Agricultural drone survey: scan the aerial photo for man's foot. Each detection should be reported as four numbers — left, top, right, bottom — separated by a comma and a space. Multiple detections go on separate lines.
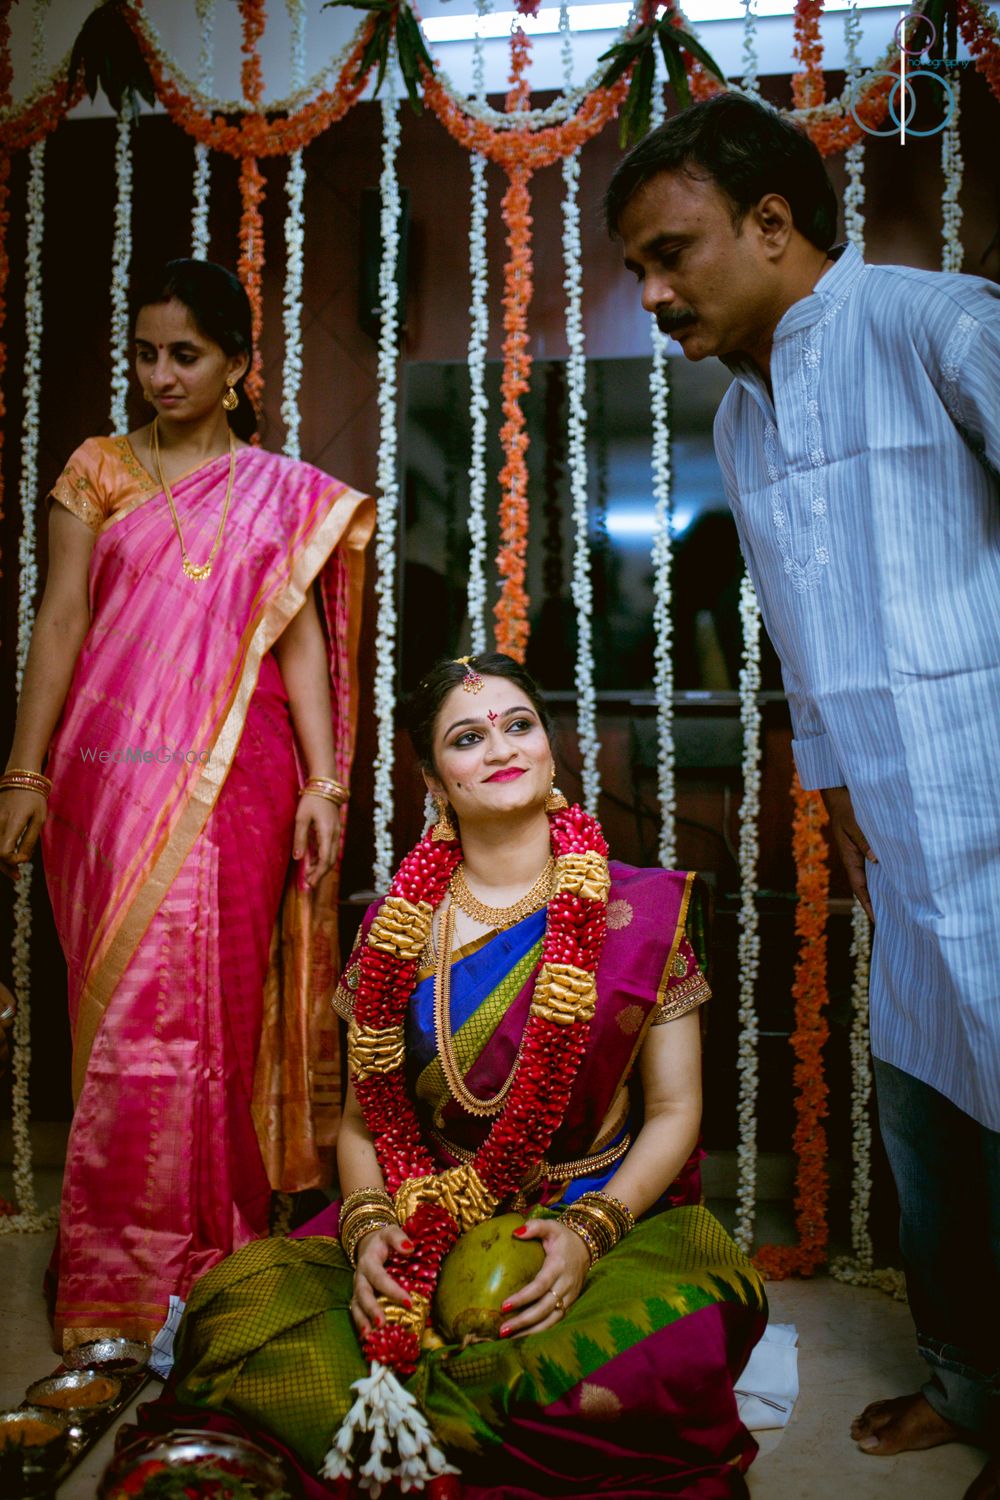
850, 1392, 963, 1455
964, 1456, 1000, 1500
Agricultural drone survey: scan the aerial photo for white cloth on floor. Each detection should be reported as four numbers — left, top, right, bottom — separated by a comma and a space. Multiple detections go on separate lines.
736, 1321, 799, 1430
149, 1295, 186, 1378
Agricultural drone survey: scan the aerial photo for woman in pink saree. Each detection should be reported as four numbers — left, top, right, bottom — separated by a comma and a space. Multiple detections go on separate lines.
0, 260, 373, 1350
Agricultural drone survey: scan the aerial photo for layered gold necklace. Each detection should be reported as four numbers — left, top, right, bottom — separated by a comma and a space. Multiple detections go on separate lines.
434, 858, 555, 1117
151, 417, 236, 582
449, 857, 555, 929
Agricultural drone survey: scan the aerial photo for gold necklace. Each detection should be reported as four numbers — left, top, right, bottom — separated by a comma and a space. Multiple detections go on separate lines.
433, 902, 533, 1118
152, 417, 236, 582
449, 857, 555, 930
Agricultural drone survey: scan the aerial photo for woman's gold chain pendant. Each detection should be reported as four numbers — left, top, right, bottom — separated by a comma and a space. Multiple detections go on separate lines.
152, 417, 236, 582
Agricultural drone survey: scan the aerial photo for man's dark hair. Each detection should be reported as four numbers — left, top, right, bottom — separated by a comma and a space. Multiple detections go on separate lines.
604, 94, 838, 253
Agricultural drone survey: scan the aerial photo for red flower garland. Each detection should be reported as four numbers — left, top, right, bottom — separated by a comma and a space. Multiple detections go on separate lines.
756, 775, 830, 1278
350, 804, 609, 1377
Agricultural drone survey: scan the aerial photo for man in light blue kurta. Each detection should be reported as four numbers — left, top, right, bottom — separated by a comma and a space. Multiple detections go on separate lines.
713, 243, 1000, 1132
606, 94, 999, 1494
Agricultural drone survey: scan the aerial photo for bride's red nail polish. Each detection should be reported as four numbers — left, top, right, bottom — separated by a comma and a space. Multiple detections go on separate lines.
499, 1325, 511, 1338
401, 1240, 414, 1252
512, 1226, 527, 1237
501, 1300, 513, 1313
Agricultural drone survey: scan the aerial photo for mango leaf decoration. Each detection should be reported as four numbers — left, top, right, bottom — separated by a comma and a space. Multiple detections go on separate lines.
599, 6, 726, 146
68, 0, 157, 121
323, 0, 435, 110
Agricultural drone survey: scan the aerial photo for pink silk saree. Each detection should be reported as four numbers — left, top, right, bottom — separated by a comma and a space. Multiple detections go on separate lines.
42, 441, 373, 1349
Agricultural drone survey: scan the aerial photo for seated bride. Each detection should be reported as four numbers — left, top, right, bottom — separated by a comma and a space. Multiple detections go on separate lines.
171, 652, 768, 1498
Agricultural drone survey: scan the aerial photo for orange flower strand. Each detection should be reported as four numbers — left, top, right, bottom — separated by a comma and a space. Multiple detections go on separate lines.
756, 776, 831, 1279
792, 0, 826, 112
123, 4, 375, 158
506, 26, 533, 113
495, 164, 533, 662
799, 66, 895, 155
0, 71, 85, 155
493, 32, 533, 661
687, 58, 727, 101
238, 154, 266, 423
240, 0, 267, 108
493, 20, 536, 663
421, 65, 629, 172
958, 0, 1000, 103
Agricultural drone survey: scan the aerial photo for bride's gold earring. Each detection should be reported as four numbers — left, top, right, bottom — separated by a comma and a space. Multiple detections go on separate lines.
545, 775, 568, 814
222, 384, 239, 412
431, 798, 456, 842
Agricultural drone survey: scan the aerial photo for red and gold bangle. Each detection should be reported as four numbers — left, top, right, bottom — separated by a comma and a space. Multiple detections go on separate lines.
0, 769, 52, 797
301, 775, 349, 806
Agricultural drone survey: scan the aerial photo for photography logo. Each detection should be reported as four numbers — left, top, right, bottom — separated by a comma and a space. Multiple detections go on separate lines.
849, 12, 961, 142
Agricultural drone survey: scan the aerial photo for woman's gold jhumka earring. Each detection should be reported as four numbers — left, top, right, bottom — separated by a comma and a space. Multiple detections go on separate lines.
545, 776, 568, 814
431, 799, 456, 842
222, 384, 239, 412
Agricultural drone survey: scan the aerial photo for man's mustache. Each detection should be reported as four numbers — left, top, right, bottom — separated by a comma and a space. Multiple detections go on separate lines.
656, 310, 697, 335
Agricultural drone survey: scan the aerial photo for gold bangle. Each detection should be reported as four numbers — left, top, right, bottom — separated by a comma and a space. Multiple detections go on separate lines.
302, 776, 349, 806
341, 1186, 394, 1217
2, 768, 51, 785
561, 1204, 613, 1245
0, 769, 52, 797
342, 1210, 395, 1266
559, 1190, 635, 1271
301, 786, 343, 806
561, 1216, 601, 1266
577, 1191, 635, 1237
341, 1202, 396, 1236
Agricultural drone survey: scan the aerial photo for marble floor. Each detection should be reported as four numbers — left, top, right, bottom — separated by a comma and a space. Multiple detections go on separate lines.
0, 1157, 988, 1499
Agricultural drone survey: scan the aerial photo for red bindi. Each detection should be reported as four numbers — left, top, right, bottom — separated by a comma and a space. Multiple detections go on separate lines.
487, 710, 498, 723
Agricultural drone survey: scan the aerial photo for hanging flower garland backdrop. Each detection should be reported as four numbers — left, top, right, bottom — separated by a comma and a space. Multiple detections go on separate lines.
0, 0, 996, 1282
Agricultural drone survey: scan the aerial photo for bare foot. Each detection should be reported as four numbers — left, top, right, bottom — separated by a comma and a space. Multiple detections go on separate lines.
850, 1392, 963, 1455
964, 1456, 1000, 1500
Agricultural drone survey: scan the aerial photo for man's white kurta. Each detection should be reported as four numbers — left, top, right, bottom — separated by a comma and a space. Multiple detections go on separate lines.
713, 243, 1000, 1130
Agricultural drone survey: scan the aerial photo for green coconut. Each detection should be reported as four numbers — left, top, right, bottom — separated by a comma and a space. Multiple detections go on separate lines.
433, 1214, 545, 1344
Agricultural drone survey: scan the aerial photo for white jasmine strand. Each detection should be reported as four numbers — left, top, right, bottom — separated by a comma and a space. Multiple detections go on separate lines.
372, 63, 403, 892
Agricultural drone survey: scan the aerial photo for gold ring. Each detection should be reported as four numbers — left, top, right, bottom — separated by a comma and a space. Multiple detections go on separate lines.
552, 1290, 564, 1312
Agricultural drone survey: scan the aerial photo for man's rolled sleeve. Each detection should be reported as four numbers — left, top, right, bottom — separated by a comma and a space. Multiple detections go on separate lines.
792, 732, 845, 791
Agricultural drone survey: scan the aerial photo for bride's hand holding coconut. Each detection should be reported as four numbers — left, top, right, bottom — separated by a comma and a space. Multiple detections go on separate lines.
495, 1218, 591, 1338
432, 1212, 586, 1346
350, 1223, 416, 1336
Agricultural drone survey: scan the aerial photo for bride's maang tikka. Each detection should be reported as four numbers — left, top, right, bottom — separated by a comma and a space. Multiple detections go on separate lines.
454, 655, 484, 694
